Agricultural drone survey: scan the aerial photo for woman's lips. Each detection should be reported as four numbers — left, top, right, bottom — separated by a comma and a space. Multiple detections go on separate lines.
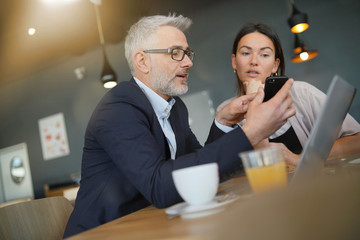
246, 71, 259, 78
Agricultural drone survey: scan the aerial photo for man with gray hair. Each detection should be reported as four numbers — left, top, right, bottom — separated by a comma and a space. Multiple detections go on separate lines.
64, 14, 295, 237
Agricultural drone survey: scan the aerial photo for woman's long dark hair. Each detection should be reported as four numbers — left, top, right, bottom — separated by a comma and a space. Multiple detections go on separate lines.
232, 22, 285, 96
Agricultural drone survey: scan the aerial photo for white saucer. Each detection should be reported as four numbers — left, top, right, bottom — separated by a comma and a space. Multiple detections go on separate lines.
165, 195, 237, 219
348, 158, 360, 164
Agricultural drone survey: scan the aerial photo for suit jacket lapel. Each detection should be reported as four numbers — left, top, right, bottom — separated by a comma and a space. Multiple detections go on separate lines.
129, 78, 171, 159
169, 101, 185, 158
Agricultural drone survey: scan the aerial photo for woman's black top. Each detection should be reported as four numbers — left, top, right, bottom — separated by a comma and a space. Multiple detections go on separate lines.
269, 126, 303, 154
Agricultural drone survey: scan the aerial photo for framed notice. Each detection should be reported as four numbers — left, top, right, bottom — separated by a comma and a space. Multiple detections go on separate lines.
38, 112, 70, 161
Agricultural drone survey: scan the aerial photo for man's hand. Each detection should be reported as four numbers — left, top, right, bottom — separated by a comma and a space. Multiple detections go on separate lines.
215, 93, 256, 127
253, 138, 270, 150
242, 79, 296, 146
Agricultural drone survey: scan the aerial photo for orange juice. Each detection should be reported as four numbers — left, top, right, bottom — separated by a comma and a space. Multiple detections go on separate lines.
245, 161, 287, 194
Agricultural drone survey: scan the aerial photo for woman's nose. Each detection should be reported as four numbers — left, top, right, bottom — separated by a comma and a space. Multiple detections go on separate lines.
250, 54, 258, 66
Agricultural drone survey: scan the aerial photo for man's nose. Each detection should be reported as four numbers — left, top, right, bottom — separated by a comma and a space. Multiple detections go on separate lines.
181, 54, 193, 68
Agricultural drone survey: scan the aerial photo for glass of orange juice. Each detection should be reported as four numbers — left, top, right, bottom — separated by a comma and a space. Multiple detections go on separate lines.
239, 146, 287, 194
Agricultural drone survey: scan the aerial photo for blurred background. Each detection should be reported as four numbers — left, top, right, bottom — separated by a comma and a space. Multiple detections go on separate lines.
0, 0, 359, 199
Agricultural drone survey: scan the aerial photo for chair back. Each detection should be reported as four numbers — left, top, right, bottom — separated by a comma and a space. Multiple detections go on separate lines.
0, 196, 73, 240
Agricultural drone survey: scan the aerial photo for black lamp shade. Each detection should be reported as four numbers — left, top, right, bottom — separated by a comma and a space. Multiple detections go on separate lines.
92, 2, 117, 89
101, 52, 117, 88
291, 34, 318, 63
292, 50, 318, 63
287, 4, 309, 33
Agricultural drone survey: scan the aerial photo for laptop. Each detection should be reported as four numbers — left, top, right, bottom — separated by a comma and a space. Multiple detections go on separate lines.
291, 75, 356, 182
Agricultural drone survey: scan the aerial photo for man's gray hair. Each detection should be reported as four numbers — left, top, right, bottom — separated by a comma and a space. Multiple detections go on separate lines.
124, 13, 192, 74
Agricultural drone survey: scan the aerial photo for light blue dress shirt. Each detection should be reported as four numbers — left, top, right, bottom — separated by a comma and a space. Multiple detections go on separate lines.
134, 78, 177, 159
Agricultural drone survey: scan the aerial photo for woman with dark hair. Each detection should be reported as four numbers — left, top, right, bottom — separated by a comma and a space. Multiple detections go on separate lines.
218, 22, 360, 166
231, 22, 285, 96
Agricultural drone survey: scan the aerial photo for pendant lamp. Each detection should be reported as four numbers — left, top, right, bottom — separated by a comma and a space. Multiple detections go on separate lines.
291, 34, 318, 63
91, 0, 117, 88
287, 3, 309, 33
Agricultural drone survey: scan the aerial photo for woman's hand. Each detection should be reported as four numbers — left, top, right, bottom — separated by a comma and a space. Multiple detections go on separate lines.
269, 142, 300, 166
244, 79, 264, 95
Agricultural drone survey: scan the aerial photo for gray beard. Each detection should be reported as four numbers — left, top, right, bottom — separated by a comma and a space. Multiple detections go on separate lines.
150, 66, 188, 97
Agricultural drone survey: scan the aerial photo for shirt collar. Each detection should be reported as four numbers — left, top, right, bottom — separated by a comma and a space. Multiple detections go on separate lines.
134, 77, 176, 120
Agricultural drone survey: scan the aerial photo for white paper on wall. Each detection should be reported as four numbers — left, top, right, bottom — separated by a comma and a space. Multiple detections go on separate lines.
38, 112, 70, 161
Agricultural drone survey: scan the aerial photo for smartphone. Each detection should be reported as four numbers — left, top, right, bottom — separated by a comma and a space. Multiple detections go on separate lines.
263, 75, 289, 102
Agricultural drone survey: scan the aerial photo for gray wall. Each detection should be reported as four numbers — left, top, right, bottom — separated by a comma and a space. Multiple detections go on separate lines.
0, 0, 359, 198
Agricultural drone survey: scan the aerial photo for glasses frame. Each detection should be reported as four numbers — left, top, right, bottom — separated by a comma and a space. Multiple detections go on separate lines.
143, 47, 194, 61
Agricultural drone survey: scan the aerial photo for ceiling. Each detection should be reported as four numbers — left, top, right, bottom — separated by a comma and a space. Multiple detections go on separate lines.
0, 0, 216, 85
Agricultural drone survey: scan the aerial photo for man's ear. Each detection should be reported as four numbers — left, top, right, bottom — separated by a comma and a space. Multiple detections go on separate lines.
134, 51, 150, 74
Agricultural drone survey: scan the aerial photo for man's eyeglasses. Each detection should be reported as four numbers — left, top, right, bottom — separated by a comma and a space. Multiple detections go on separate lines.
143, 47, 195, 61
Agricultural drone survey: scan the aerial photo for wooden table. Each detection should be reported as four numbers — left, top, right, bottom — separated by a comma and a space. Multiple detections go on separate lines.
67, 157, 360, 240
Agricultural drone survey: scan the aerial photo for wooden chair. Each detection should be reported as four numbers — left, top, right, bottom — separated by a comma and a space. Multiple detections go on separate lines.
0, 198, 32, 208
0, 196, 73, 240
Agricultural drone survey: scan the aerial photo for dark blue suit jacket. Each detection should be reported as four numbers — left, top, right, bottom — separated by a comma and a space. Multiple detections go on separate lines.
64, 78, 253, 237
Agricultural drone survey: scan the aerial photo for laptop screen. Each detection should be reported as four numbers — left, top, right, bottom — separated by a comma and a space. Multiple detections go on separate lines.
292, 75, 356, 182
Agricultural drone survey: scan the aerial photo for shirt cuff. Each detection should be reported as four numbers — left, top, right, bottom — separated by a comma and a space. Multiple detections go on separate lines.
214, 119, 236, 133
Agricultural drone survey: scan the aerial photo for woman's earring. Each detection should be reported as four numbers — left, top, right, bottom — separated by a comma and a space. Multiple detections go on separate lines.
233, 69, 237, 74
271, 72, 278, 77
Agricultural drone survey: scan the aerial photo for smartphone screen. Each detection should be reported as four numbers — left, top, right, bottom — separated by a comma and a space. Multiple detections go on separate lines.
263, 76, 289, 102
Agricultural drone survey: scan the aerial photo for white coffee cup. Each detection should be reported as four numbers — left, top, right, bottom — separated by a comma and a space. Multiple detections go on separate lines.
172, 162, 219, 205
